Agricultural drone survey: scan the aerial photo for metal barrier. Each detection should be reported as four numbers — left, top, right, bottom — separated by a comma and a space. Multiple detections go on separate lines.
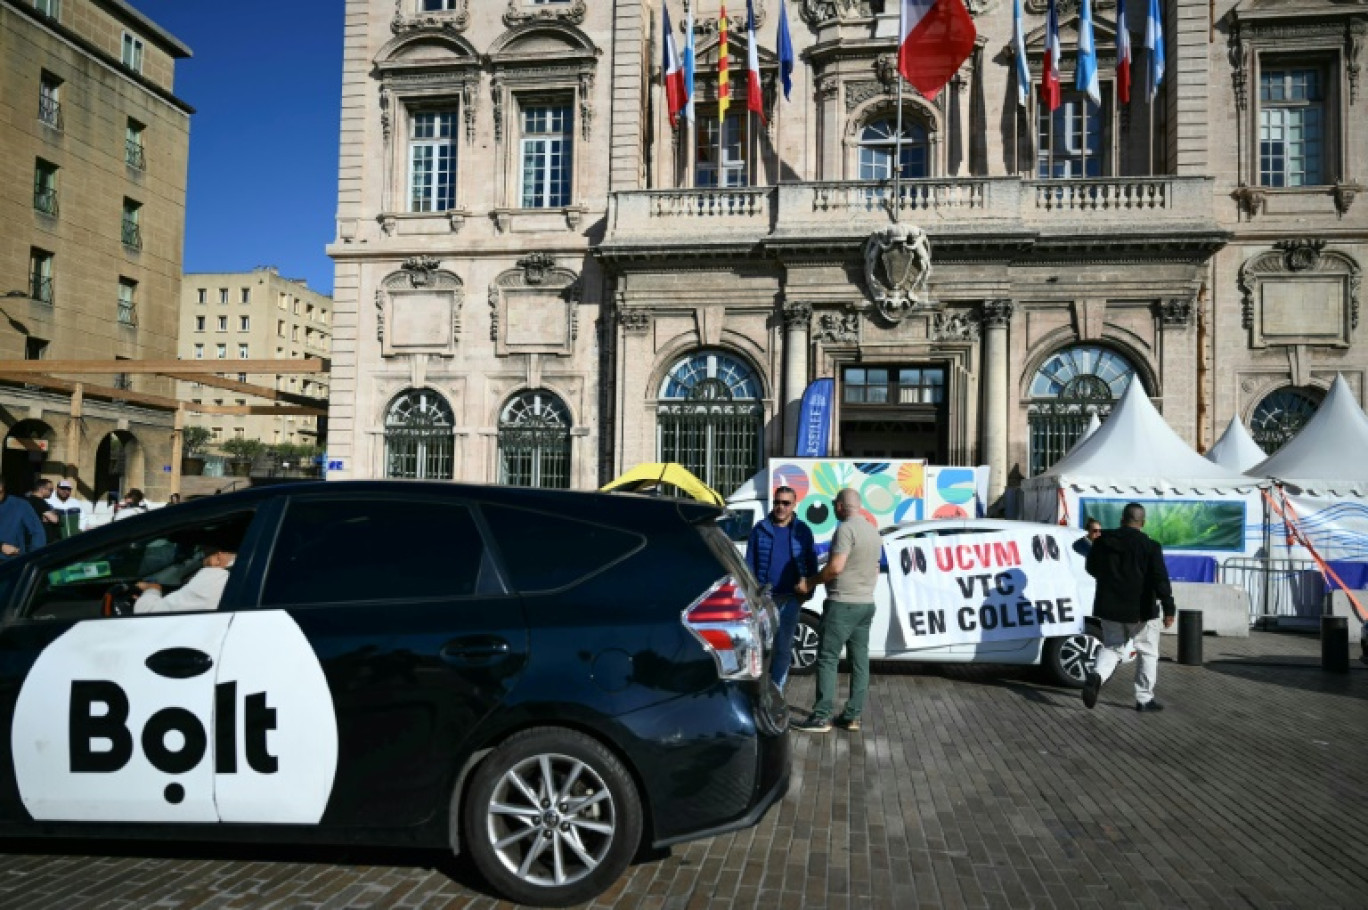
1219, 557, 1328, 622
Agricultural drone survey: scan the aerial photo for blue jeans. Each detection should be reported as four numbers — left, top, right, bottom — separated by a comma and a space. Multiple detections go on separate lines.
770, 594, 800, 691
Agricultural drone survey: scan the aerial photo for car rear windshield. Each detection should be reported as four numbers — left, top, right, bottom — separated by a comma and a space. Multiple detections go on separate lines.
481, 505, 644, 593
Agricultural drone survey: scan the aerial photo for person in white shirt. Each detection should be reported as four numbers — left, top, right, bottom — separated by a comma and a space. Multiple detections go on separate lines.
133, 545, 236, 613
46, 480, 92, 536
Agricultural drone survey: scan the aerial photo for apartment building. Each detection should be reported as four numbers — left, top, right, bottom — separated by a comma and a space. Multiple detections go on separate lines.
0, 0, 191, 500
178, 267, 332, 448
326, 0, 1367, 506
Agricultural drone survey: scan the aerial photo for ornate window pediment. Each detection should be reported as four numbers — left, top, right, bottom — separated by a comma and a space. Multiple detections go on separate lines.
488, 23, 601, 146
503, 0, 586, 28
390, 0, 469, 36
1020, 13, 1119, 75
376, 258, 464, 358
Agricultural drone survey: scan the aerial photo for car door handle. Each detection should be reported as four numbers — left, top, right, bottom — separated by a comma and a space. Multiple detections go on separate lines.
440, 637, 511, 663
145, 647, 214, 680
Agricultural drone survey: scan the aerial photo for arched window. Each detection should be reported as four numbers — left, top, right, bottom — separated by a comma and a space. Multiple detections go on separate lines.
1027, 345, 1139, 475
384, 388, 453, 480
1250, 386, 1321, 454
498, 389, 571, 489
858, 117, 929, 180
657, 350, 763, 495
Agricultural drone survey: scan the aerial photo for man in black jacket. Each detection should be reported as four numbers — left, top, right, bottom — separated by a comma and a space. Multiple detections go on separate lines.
1082, 503, 1176, 712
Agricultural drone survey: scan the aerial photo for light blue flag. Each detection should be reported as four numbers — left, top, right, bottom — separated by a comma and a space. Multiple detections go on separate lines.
1145, 0, 1165, 102
1076, 0, 1100, 105
683, 1, 696, 122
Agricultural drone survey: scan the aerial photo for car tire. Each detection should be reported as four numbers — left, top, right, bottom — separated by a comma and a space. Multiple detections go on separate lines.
462, 727, 643, 908
790, 611, 823, 676
1042, 634, 1099, 688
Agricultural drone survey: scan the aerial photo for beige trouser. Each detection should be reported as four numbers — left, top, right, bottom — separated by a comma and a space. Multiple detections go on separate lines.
1093, 618, 1162, 705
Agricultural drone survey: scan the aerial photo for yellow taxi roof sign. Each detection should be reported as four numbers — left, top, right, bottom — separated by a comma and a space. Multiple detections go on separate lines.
600, 463, 726, 508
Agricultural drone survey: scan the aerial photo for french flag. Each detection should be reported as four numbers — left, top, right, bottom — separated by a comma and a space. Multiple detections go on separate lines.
662, 3, 687, 128
746, 0, 764, 122
1116, 0, 1132, 104
1040, 0, 1061, 112
897, 0, 977, 102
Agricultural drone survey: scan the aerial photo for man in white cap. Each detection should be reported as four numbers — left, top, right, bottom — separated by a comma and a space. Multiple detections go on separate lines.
47, 479, 90, 538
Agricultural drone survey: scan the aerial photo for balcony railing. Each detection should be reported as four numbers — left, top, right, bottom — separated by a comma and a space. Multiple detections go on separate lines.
30, 276, 53, 305
38, 96, 62, 129
33, 188, 58, 216
125, 140, 145, 170
1028, 177, 1179, 213
603, 176, 1218, 246
117, 301, 137, 326
121, 220, 142, 249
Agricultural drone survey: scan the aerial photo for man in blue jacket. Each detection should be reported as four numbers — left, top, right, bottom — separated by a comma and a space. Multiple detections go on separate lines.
746, 485, 818, 691
0, 478, 45, 561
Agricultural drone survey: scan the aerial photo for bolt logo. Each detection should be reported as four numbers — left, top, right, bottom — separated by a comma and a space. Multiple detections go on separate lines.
13, 612, 337, 825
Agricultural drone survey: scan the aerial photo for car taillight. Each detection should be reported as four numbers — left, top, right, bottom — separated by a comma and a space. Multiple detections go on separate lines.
684, 575, 764, 680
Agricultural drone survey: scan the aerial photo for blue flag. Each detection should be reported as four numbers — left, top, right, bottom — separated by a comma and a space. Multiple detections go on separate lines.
1145, 0, 1165, 102
777, 0, 794, 101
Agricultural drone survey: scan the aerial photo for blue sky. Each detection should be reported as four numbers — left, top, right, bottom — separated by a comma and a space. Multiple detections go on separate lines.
135, 1, 343, 295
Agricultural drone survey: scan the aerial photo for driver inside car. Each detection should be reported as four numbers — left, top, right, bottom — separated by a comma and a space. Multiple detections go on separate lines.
133, 543, 237, 614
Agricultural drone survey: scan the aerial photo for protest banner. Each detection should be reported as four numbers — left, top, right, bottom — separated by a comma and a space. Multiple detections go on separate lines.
885, 530, 1087, 649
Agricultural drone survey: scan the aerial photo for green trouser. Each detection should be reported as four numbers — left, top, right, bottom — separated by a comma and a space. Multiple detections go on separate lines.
812, 599, 876, 721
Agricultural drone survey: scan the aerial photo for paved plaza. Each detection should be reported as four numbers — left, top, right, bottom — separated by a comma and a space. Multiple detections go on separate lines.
1, 630, 1365, 909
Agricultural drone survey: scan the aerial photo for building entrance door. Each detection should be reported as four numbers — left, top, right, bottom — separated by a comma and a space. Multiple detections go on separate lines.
838, 365, 947, 461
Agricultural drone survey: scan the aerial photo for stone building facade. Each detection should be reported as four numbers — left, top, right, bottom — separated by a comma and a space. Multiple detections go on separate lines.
178, 267, 333, 448
0, 0, 191, 500
328, 0, 1367, 506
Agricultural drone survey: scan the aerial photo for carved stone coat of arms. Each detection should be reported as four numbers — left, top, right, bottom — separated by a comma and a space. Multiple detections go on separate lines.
863, 223, 934, 322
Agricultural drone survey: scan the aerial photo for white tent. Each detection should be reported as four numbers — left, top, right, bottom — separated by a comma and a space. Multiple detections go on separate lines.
1206, 416, 1266, 474
1022, 380, 1261, 555
1247, 374, 1368, 562
1248, 374, 1368, 491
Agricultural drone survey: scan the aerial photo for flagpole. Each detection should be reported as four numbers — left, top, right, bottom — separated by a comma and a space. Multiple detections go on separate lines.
892, 2, 904, 224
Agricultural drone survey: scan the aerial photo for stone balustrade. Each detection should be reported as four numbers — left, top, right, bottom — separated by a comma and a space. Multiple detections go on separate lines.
603, 176, 1217, 246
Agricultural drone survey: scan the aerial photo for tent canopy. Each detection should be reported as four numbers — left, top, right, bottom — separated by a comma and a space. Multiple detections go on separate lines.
1248, 374, 1368, 488
1023, 379, 1250, 490
1206, 416, 1266, 473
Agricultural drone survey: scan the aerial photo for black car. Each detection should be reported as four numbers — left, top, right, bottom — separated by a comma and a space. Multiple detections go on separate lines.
0, 482, 789, 907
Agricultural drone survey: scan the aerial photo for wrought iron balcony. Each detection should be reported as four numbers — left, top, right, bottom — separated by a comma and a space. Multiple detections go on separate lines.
121, 219, 142, 249
30, 276, 53, 305
125, 140, 145, 170
33, 188, 58, 216
38, 96, 62, 130
117, 301, 137, 326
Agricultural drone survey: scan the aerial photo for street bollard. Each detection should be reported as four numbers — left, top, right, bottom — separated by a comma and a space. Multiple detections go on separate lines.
1321, 616, 1350, 674
1177, 609, 1203, 666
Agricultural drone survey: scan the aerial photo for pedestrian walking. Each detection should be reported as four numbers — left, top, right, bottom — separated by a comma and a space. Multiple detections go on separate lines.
1082, 502, 1176, 712
745, 485, 818, 692
0, 479, 45, 560
793, 487, 881, 733
114, 488, 148, 521
25, 478, 60, 545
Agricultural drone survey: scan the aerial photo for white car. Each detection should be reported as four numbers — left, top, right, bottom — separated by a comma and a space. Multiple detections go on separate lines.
790, 518, 1102, 687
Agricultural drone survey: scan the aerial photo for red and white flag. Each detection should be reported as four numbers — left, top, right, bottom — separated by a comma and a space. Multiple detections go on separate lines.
1040, 0, 1062, 112
745, 0, 764, 122
1116, 0, 1133, 104
897, 0, 977, 101
662, 3, 687, 128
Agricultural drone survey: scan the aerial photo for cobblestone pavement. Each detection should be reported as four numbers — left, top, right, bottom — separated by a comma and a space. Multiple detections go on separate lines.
2, 631, 1365, 909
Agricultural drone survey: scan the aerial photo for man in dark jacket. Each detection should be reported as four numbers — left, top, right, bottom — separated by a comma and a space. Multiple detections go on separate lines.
1082, 503, 1176, 712
745, 485, 818, 691
0, 479, 45, 561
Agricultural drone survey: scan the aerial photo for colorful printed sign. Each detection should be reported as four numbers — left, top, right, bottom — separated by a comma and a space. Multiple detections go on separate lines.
769, 459, 928, 544
885, 530, 1086, 648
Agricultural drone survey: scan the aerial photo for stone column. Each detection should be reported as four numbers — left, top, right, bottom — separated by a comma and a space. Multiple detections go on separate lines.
782, 302, 811, 455
981, 299, 1015, 504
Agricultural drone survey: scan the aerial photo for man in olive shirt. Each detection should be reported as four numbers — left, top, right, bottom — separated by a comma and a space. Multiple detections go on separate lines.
793, 487, 882, 733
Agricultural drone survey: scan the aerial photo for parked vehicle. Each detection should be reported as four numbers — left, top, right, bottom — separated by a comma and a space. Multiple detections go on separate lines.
0, 482, 788, 908
789, 518, 1103, 687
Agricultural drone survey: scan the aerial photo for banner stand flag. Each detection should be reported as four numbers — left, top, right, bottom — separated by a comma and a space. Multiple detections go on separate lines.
795, 379, 834, 458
